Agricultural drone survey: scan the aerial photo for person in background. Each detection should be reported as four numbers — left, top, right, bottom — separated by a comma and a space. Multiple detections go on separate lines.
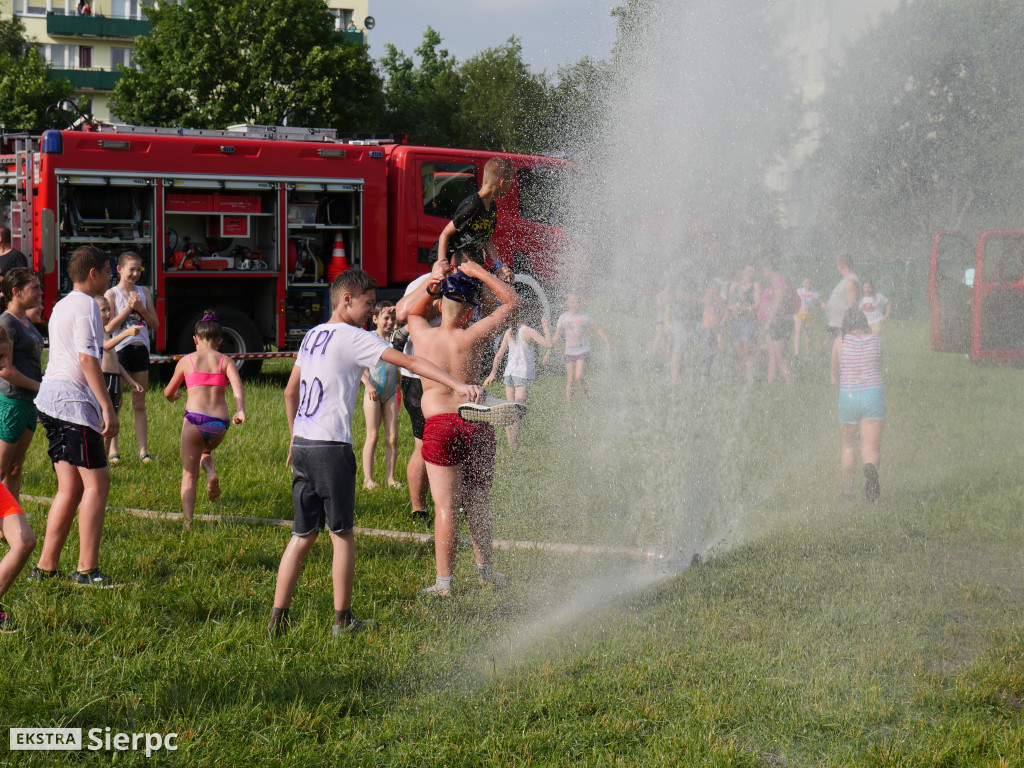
360, 301, 403, 490
831, 308, 885, 502
0, 227, 28, 276
758, 262, 796, 387
859, 280, 891, 335
0, 269, 45, 500
824, 253, 861, 348
793, 277, 820, 358
728, 264, 760, 384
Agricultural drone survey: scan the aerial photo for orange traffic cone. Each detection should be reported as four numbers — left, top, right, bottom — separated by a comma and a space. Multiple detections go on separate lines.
326, 230, 349, 283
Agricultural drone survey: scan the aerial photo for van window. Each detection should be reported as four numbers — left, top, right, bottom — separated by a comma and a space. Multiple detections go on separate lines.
517, 166, 564, 226
422, 163, 477, 220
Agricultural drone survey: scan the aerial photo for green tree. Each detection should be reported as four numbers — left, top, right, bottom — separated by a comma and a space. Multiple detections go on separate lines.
457, 37, 550, 153
545, 55, 611, 152
379, 27, 464, 146
111, 0, 383, 130
0, 17, 73, 131
809, 0, 1024, 248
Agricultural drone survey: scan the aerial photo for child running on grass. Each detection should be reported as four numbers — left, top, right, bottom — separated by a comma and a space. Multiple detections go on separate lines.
163, 311, 245, 531
484, 295, 550, 446
359, 301, 403, 490
267, 269, 483, 636
0, 326, 37, 631
542, 292, 610, 404
95, 295, 145, 464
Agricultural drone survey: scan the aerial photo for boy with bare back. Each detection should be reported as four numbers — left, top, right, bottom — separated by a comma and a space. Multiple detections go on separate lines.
405, 261, 519, 596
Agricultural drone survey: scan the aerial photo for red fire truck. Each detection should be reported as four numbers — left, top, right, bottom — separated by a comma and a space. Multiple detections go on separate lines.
928, 230, 1024, 363
1, 116, 564, 374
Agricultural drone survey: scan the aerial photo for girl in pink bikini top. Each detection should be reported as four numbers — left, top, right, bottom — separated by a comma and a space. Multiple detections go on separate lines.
163, 311, 246, 530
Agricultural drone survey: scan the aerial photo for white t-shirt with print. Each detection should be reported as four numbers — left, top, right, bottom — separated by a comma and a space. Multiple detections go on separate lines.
36, 290, 105, 431
292, 321, 388, 443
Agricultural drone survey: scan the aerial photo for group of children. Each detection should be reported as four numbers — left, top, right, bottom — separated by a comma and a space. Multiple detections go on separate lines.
655, 262, 892, 386
0, 247, 246, 631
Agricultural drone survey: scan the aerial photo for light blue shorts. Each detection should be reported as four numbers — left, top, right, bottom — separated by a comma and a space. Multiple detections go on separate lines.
838, 388, 886, 424
504, 375, 531, 387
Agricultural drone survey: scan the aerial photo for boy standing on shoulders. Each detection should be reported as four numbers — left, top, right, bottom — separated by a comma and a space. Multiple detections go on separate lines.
29, 246, 120, 587
268, 270, 483, 637
405, 261, 519, 597
396, 157, 515, 525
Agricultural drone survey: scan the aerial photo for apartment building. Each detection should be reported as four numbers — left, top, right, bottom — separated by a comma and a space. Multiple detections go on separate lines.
2, 0, 370, 121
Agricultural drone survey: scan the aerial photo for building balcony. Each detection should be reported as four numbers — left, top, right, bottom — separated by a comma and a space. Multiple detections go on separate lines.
52, 68, 122, 92
46, 12, 152, 40
339, 30, 366, 45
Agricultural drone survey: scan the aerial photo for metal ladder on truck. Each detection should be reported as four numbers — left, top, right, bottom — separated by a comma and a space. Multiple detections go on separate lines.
0, 135, 37, 259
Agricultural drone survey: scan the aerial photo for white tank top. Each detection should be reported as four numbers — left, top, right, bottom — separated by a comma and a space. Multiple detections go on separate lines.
504, 326, 534, 381
111, 285, 152, 352
826, 272, 859, 329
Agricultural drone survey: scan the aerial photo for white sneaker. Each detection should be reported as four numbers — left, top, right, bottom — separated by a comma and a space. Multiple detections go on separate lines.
458, 394, 526, 427
421, 579, 452, 597
478, 566, 508, 586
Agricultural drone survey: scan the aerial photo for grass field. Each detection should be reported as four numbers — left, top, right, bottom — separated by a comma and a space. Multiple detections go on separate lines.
1, 318, 1021, 766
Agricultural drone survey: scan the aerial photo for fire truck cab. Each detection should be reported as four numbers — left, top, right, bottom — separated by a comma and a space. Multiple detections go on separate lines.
1, 119, 563, 374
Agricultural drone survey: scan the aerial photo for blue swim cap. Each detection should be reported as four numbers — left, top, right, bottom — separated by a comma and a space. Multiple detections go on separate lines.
442, 272, 482, 306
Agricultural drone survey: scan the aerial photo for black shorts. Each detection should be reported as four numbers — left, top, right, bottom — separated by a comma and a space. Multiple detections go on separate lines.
400, 376, 426, 440
290, 437, 356, 535
104, 372, 122, 410
117, 343, 149, 374
38, 412, 107, 469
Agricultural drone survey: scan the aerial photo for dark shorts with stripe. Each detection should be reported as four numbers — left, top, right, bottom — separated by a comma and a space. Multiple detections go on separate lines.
38, 412, 107, 469
400, 376, 426, 440
290, 437, 356, 535
104, 372, 122, 410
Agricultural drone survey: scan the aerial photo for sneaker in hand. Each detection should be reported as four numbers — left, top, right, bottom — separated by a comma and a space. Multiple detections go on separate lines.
458, 394, 526, 427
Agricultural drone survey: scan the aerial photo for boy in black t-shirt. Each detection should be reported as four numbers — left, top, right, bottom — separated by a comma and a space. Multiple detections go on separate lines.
433, 157, 514, 273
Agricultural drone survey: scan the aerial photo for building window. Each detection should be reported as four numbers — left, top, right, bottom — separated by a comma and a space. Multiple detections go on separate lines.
79, 46, 92, 69
111, 47, 135, 70
41, 43, 77, 69
26, 1, 48, 15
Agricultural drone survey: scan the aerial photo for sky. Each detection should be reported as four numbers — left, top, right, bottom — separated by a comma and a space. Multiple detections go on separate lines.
364, 0, 619, 76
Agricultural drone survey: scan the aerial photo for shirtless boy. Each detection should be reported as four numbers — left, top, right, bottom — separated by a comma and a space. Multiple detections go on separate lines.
405, 260, 519, 596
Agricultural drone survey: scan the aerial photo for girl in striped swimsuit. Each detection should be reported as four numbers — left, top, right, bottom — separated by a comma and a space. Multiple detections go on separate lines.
830, 308, 884, 502
164, 311, 246, 529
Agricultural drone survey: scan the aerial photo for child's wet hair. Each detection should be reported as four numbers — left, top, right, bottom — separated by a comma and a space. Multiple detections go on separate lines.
373, 300, 395, 315
194, 309, 222, 341
0, 268, 38, 313
118, 250, 142, 267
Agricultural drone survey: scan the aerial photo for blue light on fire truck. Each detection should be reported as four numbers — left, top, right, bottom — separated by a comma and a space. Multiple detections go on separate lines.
220, 146, 235, 153
369, 150, 384, 158
41, 130, 62, 154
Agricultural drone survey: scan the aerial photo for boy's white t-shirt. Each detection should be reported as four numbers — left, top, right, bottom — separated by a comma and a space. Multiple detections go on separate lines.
35, 289, 105, 431
292, 321, 388, 443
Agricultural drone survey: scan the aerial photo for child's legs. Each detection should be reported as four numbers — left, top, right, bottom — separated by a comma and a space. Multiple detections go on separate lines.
36, 461, 84, 571
563, 362, 574, 402
463, 480, 493, 569
328, 530, 355, 612
361, 393, 383, 486
179, 420, 205, 519
839, 422, 860, 494
408, 439, 428, 509
272, 532, 318, 609
860, 419, 884, 467
424, 461, 463, 578
0, 428, 35, 501
573, 358, 590, 397
793, 316, 803, 355
381, 397, 400, 484
766, 338, 779, 384
75, 466, 110, 572
0, 512, 36, 599
129, 369, 149, 454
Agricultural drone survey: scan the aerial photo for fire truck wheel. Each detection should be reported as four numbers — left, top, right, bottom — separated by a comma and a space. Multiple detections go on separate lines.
177, 307, 263, 378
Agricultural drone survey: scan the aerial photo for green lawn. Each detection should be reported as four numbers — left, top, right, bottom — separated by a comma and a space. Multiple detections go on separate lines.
1, 319, 1021, 766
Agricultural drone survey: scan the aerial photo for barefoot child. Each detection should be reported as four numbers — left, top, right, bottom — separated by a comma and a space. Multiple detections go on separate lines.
542, 292, 610, 404
267, 270, 483, 636
0, 327, 37, 630
163, 312, 245, 531
104, 251, 159, 464
95, 295, 144, 463
484, 302, 550, 446
360, 301, 402, 490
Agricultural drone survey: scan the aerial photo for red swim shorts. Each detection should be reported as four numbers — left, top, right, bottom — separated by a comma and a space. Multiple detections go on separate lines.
0, 482, 22, 519
421, 413, 496, 488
